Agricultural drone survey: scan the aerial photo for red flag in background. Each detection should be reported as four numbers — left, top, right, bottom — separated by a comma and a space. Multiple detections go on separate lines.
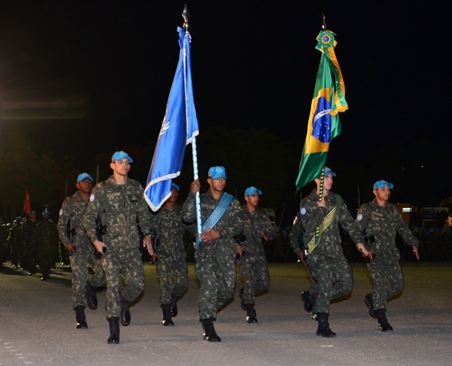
23, 191, 31, 216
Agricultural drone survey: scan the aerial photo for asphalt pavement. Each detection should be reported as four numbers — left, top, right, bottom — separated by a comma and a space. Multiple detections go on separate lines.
1, 261, 451, 366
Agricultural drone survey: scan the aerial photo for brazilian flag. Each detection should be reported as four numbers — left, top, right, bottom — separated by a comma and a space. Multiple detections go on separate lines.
295, 29, 348, 190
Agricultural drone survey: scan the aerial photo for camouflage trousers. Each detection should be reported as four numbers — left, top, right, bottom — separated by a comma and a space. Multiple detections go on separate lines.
156, 255, 189, 305
367, 254, 403, 310
195, 242, 236, 319
69, 249, 105, 309
102, 246, 144, 318
305, 254, 352, 314
238, 255, 269, 305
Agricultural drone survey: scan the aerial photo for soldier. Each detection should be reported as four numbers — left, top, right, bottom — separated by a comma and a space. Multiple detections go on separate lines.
290, 167, 371, 337
149, 183, 189, 326
0, 221, 8, 268
182, 166, 243, 342
236, 186, 275, 323
57, 173, 106, 329
8, 217, 23, 269
35, 209, 59, 280
356, 180, 420, 331
83, 151, 153, 344
21, 211, 38, 275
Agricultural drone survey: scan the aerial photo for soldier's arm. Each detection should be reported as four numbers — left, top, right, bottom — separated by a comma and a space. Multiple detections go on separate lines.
82, 187, 103, 244
393, 206, 419, 246
136, 184, 152, 236
181, 191, 197, 224
355, 204, 370, 233
219, 199, 243, 239
57, 198, 71, 246
258, 211, 276, 241
338, 196, 365, 244
289, 213, 303, 255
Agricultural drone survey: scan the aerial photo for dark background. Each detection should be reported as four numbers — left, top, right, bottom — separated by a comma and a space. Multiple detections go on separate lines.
0, 1, 450, 228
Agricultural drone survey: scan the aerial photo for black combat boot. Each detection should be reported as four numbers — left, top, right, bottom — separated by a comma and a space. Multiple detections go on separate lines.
300, 290, 314, 312
161, 304, 174, 326
120, 299, 131, 326
375, 309, 393, 332
364, 293, 376, 319
86, 282, 98, 310
243, 304, 258, 323
315, 313, 336, 337
201, 317, 221, 342
107, 317, 120, 344
170, 299, 178, 317
74, 305, 88, 329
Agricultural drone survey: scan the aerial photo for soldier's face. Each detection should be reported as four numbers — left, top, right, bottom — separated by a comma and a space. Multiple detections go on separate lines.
110, 158, 131, 176
208, 177, 226, 192
77, 179, 93, 194
168, 187, 179, 203
374, 187, 391, 202
245, 194, 260, 208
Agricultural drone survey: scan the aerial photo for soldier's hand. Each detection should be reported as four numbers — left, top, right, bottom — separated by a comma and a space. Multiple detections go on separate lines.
93, 240, 106, 254
65, 243, 76, 254
143, 235, 157, 261
296, 251, 305, 263
261, 232, 270, 242
356, 242, 373, 260
412, 245, 420, 260
201, 229, 221, 242
190, 179, 201, 194
236, 244, 244, 257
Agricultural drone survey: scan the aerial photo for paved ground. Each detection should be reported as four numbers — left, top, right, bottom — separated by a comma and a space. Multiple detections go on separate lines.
0, 261, 451, 366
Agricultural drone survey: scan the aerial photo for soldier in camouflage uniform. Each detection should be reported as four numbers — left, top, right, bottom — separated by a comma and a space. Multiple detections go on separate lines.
58, 173, 106, 329
83, 151, 153, 344
21, 211, 38, 275
35, 209, 59, 280
7, 217, 23, 268
290, 167, 371, 337
182, 166, 243, 342
356, 180, 420, 331
149, 183, 189, 326
236, 186, 275, 323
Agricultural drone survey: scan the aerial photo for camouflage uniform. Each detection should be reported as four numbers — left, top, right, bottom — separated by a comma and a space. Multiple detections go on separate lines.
237, 208, 275, 305
20, 220, 38, 274
35, 219, 59, 277
356, 200, 419, 310
293, 189, 364, 314
83, 176, 152, 318
182, 191, 243, 320
0, 224, 8, 266
152, 204, 189, 306
58, 191, 105, 308
7, 221, 23, 267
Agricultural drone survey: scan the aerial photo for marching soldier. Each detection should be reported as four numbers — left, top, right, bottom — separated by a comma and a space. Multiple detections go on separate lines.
182, 166, 243, 342
35, 209, 59, 280
149, 183, 189, 326
21, 211, 38, 275
57, 173, 106, 329
290, 167, 371, 337
237, 186, 275, 323
356, 180, 420, 331
83, 151, 153, 344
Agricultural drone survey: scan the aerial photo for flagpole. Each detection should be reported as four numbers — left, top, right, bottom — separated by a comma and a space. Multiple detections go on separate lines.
182, 5, 202, 246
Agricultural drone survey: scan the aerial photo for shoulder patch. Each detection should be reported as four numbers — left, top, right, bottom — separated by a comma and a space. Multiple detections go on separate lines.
90, 193, 95, 202
300, 207, 307, 215
59, 209, 63, 217
357, 213, 363, 221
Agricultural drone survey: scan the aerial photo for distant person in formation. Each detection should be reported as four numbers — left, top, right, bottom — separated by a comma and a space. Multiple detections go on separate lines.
182, 166, 243, 342
83, 152, 153, 344
148, 183, 189, 326
289, 167, 372, 337
356, 180, 420, 331
21, 211, 38, 275
236, 186, 275, 323
0, 221, 8, 267
8, 217, 23, 268
57, 173, 106, 329
35, 208, 59, 280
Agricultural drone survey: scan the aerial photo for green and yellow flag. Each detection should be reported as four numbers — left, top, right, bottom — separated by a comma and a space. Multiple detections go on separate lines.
295, 29, 348, 190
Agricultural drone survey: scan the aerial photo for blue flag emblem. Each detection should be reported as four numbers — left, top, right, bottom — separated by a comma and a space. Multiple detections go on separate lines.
144, 27, 199, 211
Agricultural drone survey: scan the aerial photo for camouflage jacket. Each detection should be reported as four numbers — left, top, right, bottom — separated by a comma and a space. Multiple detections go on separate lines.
181, 191, 243, 252
151, 204, 187, 259
237, 207, 275, 259
83, 175, 152, 249
356, 200, 419, 256
58, 191, 93, 252
20, 221, 37, 248
36, 220, 59, 255
289, 214, 304, 254
297, 189, 364, 258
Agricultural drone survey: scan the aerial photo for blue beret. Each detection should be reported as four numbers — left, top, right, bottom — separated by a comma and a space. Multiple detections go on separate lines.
244, 186, 263, 196
77, 173, 94, 183
208, 166, 227, 180
373, 180, 394, 190
171, 183, 180, 191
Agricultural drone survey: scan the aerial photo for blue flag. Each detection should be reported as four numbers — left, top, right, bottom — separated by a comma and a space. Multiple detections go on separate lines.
144, 27, 199, 211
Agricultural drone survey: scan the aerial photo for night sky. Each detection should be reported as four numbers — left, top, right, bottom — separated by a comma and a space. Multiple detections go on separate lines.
0, 0, 450, 210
